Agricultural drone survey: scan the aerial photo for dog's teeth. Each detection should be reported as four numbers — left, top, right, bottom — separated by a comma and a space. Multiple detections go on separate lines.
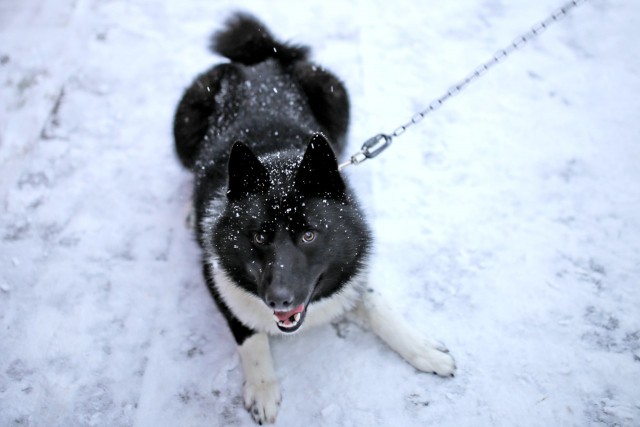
275, 311, 303, 329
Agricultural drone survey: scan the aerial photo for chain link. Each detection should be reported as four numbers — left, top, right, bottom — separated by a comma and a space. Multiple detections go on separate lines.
339, 0, 587, 170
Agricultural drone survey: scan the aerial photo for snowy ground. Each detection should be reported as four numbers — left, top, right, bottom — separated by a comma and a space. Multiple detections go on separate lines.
1, 0, 639, 426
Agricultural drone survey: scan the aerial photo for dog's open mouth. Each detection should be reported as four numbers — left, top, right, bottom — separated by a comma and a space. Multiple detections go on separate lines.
273, 304, 306, 333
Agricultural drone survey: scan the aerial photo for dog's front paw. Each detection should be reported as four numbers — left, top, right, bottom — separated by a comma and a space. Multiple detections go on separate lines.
406, 338, 456, 377
243, 378, 281, 425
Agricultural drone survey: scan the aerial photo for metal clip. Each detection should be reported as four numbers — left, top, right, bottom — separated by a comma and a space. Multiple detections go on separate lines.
361, 134, 392, 159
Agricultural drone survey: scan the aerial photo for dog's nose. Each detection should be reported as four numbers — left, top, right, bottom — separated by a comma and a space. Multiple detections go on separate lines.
264, 286, 294, 310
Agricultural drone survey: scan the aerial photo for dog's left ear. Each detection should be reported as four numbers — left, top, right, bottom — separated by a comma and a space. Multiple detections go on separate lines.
227, 141, 270, 200
294, 133, 346, 200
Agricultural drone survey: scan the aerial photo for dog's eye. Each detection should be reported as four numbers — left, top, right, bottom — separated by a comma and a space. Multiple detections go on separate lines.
253, 232, 267, 245
301, 230, 316, 243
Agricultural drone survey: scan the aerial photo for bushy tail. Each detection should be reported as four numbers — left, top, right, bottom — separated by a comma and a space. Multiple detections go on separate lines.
211, 13, 309, 65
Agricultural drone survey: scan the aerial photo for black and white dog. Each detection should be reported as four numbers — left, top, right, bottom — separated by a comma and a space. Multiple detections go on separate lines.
174, 13, 455, 424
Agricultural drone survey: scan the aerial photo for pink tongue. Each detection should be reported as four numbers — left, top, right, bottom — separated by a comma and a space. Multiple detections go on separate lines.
274, 304, 305, 322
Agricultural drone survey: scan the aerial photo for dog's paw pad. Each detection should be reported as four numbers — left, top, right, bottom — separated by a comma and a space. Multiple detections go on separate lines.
406, 339, 457, 377
243, 379, 281, 424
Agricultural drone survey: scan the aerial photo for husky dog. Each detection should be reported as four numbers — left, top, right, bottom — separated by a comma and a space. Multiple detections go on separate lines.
173, 13, 456, 424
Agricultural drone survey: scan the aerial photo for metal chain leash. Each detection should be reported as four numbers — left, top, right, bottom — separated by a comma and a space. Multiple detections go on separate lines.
339, 0, 588, 170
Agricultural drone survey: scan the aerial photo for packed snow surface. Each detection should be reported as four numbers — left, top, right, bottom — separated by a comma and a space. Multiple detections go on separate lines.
1, 0, 639, 426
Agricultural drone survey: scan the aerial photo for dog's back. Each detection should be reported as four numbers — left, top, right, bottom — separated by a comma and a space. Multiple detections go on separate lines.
173, 13, 350, 176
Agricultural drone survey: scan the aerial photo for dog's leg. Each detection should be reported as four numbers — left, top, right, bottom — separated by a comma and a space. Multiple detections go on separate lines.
290, 62, 350, 153
203, 264, 281, 424
357, 289, 456, 377
173, 63, 243, 170
238, 333, 281, 425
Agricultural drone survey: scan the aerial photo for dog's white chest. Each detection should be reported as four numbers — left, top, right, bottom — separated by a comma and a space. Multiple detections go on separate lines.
211, 261, 365, 335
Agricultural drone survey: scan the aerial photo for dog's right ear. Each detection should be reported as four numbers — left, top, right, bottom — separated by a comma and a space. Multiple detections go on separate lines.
294, 133, 346, 200
227, 142, 270, 200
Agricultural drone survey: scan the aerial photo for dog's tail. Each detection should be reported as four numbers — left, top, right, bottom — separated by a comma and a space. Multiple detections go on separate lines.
211, 13, 309, 65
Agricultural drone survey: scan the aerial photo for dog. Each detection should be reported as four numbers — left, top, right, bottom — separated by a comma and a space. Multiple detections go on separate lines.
173, 13, 456, 424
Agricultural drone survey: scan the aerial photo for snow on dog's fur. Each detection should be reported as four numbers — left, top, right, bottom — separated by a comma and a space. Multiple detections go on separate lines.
173, 13, 455, 424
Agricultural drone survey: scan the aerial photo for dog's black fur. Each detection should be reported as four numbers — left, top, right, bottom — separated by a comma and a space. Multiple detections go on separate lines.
173, 15, 457, 424
174, 13, 371, 343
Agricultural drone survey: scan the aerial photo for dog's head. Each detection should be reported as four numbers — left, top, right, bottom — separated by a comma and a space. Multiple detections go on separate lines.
210, 133, 370, 333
